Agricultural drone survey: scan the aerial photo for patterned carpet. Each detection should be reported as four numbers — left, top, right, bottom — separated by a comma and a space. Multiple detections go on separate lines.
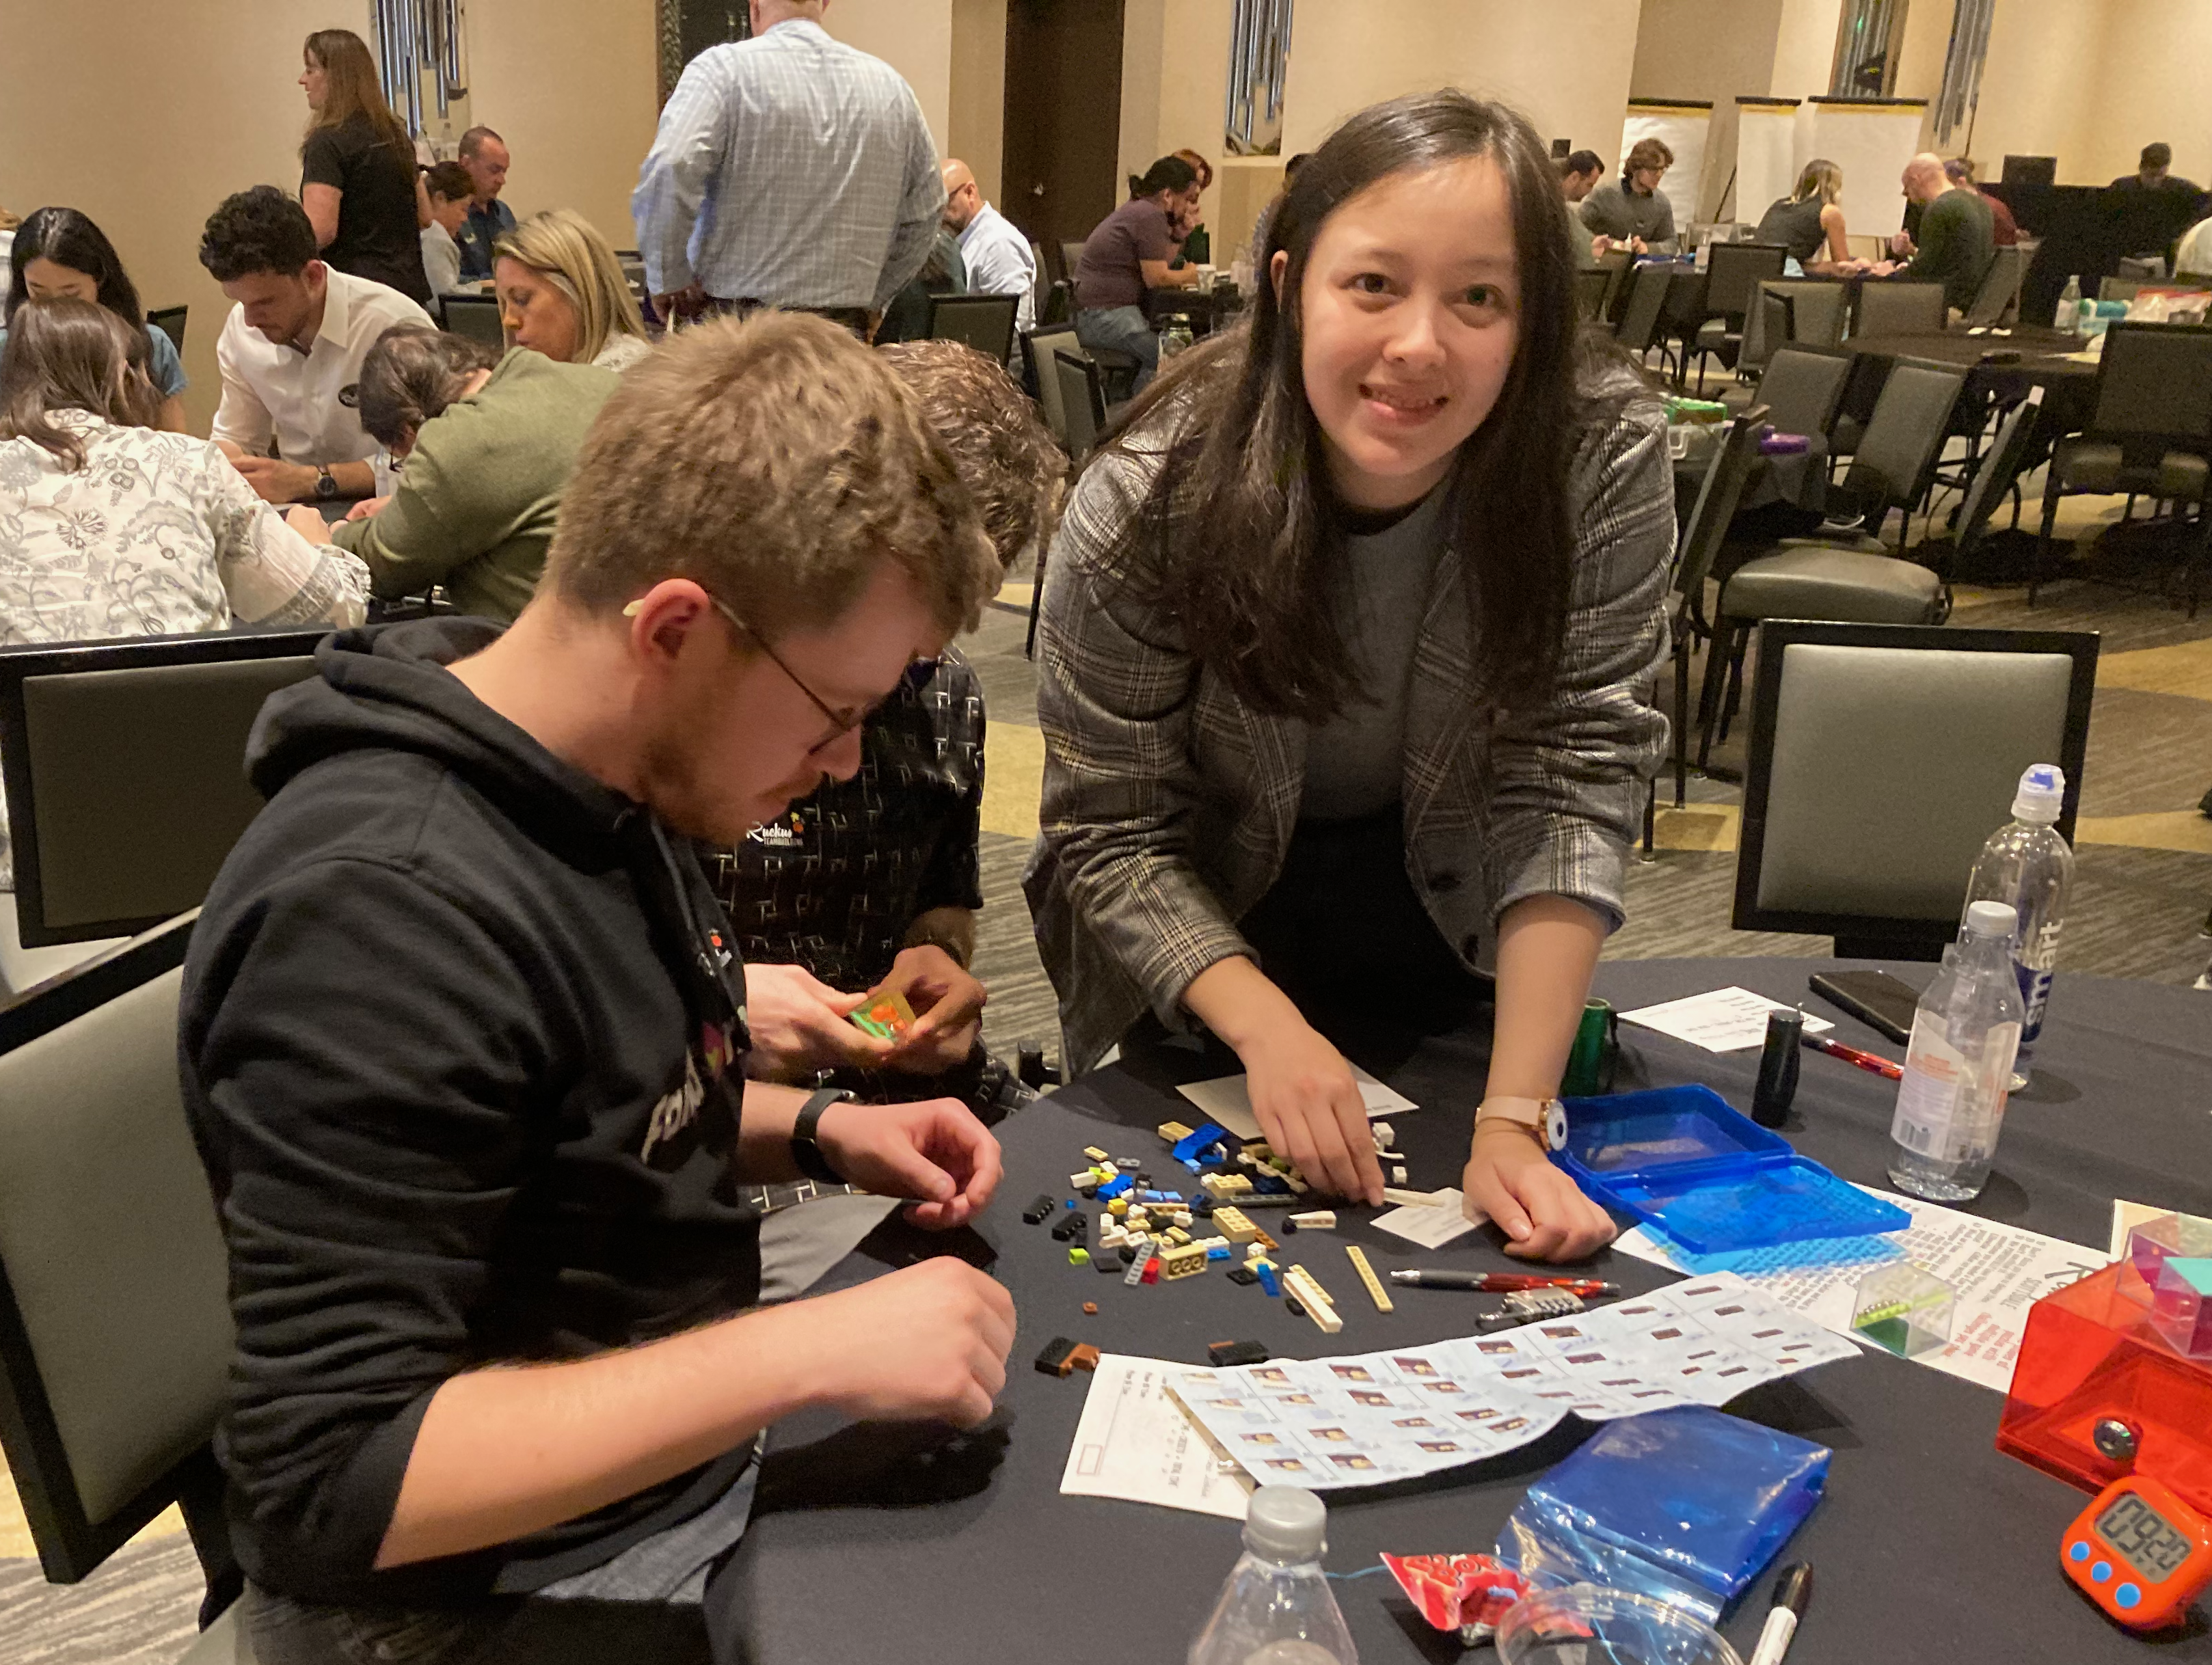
6, 481, 2209, 1659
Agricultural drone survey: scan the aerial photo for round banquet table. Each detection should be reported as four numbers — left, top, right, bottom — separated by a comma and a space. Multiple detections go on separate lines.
716, 960, 2212, 1664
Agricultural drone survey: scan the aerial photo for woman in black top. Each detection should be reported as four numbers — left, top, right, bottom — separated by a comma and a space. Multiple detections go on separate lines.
298, 28, 431, 304
1753, 159, 1854, 272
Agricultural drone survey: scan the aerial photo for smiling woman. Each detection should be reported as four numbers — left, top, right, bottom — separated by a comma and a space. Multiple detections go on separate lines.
1027, 90, 1675, 1265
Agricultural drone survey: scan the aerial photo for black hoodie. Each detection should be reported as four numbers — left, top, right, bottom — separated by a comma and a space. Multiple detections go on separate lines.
180, 619, 761, 1606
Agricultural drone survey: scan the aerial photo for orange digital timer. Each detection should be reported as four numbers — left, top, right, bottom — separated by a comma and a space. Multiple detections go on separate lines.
2062, 1474, 2212, 1629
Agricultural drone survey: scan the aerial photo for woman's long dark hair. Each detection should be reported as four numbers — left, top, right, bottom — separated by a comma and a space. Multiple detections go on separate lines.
1108, 90, 1602, 722
5, 207, 146, 330
0, 298, 159, 471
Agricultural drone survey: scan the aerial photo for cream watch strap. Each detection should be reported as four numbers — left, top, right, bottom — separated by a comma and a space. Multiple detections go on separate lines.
1475, 1096, 1569, 1150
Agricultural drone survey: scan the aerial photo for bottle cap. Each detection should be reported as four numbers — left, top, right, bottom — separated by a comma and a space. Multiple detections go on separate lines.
2012, 763, 2065, 824
1965, 900, 2019, 938
1243, 1485, 1327, 1562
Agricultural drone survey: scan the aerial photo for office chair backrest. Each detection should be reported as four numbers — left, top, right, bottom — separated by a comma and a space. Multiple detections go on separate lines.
1854, 282, 1947, 337
1734, 622, 2096, 954
1740, 284, 1793, 370
1967, 245, 2026, 325
1840, 361, 1966, 520
0, 915, 233, 1584
1674, 408, 1771, 601
0, 630, 326, 948
1574, 267, 1612, 322
146, 305, 188, 359
1616, 262, 1674, 355
1952, 387, 2045, 559
1055, 349, 1105, 460
2088, 323, 2212, 444
1023, 325, 1081, 446
928, 293, 1021, 363
440, 293, 506, 349
1704, 243, 1789, 319
1029, 239, 1050, 311
1058, 240, 1088, 288
1752, 347, 1851, 440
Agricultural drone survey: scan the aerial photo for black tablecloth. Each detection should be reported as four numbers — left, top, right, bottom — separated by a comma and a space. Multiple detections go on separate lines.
722, 960, 2212, 1662
1844, 325, 2101, 442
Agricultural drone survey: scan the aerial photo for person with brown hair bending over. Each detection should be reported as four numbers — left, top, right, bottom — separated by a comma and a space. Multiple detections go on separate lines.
1031, 90, 1668, 1256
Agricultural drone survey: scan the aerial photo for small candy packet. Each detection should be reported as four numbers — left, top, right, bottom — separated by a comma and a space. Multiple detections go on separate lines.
849, 988, 917, 1041
1379, 1552, 1535, 1645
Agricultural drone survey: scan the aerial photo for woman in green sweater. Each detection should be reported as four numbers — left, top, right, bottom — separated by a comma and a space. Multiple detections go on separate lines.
295, 327, 619, 623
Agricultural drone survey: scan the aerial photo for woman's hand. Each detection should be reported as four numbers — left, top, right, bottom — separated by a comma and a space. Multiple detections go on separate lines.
1461, 1122, 1615, 1261
1242, 1020, 1385, 1205
742, 963, 894, 1081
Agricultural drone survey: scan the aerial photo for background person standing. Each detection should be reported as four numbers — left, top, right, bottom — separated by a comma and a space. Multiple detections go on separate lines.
297, 28, 431, 306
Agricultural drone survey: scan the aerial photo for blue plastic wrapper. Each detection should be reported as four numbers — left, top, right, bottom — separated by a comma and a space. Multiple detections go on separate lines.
1496, 1407, 1829, 1620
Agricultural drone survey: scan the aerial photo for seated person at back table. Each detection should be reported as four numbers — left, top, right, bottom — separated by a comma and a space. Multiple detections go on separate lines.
0, 298, 369, 887
202, 185, 431, 505
418, 161, 476, 297
710, 338, 1063, 1122
494, 208, 654, 374
181, 313, 1012, 1663
1870, 152, 1995, 315
1755, 159, 1865, 274
290, 327, 619, 623
3, 205, 190, 431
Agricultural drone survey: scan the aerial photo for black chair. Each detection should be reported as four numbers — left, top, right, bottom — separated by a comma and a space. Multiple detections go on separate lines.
1919, 386, 2045, 578
146, 304, 188, 358
440, 293, 506, 349
2033, 322, 2212, 612
1656, 409, 1770, 842
1732, 621, 2096, 959
1036, 352, 1110, 658
1023, 324, 1083, 446
1967, 245, 2027, 325
1854, 281, 1947, 336
1750, 347, 1851, 443
1574, 267, 1613, 323
0, 630, 326, 949
1689, 243, 1788, 390
1828, 360, 1969, 540
927, 293, 1021, 364
0, 912, 255, 1661
1616, 263, 1677, 380
1057, 239, 1088, 288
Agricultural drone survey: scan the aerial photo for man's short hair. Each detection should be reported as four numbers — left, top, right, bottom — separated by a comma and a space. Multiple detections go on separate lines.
425, 161, 474, 201
199, 187, 319, 283
877, 340, 1064, 571
459, 126, 505, 159
1560, 148, 1603, 179
1943, 157, 1977, 185
542, 313, 1000, 641
2142, 142, 2172, 171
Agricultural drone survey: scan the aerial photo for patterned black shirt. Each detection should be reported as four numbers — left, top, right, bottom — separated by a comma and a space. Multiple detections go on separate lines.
705, 648, 986, 992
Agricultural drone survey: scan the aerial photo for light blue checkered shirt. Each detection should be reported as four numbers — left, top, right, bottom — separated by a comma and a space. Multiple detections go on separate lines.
632, 20, 943, 313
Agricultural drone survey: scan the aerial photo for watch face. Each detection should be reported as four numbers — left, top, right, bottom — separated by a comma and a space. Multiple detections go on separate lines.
1545, 1101, 1569, 1151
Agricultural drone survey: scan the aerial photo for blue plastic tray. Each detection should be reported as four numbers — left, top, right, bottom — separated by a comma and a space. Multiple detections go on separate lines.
1556, 1085, 1909, 1255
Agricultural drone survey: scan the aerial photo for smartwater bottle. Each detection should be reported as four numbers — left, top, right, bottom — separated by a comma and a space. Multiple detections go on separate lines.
1963, 764, 2076, 1088
1887, 902, 2025, 1203
1189, 1487, 1360, 1665
2055, 274, 2082, 333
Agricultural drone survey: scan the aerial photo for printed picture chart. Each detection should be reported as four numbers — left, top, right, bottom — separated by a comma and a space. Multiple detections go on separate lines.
1165, 1274, 1857, 1490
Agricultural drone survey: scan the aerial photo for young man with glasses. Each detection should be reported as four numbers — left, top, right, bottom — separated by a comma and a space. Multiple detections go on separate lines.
180, 314, 1012, 1662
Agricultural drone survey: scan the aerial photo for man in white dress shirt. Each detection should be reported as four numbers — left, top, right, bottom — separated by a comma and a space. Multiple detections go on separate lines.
200, 187, 431, 505
631, 0, 941, 332
940, 159, 1035, 347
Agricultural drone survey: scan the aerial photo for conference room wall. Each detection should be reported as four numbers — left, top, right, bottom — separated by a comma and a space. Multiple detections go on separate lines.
949, 0, 1010, 202
1277, 1, 1641, 188
1119, 0, 1237, 246
1631, 0, 1785, 221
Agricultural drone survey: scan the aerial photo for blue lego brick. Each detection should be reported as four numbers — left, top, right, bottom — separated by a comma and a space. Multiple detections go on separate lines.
1255, 1262, 1282, 1297
1095, 1175, 1134, 1202
1172, 1121, 1230, 1163
1250, 1174, 1292, 1196
1206, 1245, 1232, 1262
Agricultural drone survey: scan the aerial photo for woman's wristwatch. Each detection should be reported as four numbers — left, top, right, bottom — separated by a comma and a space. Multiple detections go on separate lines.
1474, 1096, 1569, 1152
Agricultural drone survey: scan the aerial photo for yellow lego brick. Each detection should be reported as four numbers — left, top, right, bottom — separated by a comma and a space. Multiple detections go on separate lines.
1163, 1227, 1192, 1247
1107, 1197, 1129, 1217
1213, 1206, 1258, 1244
1345, 1244, 1393, 1314
1083, 1146, 1111, 1163
1159, 1243, 1207, 1279
1157, 1120, 1195, 1143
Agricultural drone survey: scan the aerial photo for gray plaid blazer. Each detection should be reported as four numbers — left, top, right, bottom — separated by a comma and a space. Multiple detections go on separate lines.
1024, 385, 1676, 1074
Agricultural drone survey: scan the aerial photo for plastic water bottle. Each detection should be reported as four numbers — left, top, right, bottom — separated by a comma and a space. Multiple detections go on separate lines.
1161, 319, 1197, 360
1887, 902, 2025, 1203
1189, 1487, 1359, 1665
2055, 274, 2082, 333
1963, 764, 2076, 1088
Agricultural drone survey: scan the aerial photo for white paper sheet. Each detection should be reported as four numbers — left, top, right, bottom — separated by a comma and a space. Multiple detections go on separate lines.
1168, 1273, 1857, 1490
1372, 1187, 1486, 1249
1060, 1353, 1254, 1518
1613, 1188, 2112, 1393
1176, 1066, 1416, 1143
1617, 987, 1834, 1053
2109, 1199, 2172, 1259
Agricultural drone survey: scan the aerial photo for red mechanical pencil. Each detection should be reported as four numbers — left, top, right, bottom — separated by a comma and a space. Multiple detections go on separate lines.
1802, 1032, 1904, 1081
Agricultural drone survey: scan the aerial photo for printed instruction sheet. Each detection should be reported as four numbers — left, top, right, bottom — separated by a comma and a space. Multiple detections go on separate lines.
1176, 1066, 1417, 1143
1618, 987, 1835, 1053
1614, 1188, 2113, 1392
1060, 1353, 1254, 1518
1164, 1274, 1857, 1490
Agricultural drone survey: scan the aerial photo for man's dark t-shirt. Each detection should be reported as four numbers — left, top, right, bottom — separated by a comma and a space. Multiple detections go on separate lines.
706, 649, 984, 992
303, 115, 432, 304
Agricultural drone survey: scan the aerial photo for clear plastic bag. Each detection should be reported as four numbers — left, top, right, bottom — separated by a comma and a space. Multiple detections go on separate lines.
1496, 1408, 1829, 1620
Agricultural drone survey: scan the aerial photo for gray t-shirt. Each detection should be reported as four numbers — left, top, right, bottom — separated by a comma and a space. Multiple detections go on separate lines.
1298, 488, 1451, 822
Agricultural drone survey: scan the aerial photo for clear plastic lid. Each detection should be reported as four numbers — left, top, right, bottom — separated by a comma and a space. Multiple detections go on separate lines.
1244, 1485, 1327, 1563
2012, 763, 2065, 824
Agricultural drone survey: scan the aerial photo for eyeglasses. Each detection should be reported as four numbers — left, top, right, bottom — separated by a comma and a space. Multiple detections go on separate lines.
625, 593, 936, 757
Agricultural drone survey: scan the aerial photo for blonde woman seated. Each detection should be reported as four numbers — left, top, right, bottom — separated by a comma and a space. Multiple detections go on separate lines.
491, 208, 653, 373
0, 298, 370, 882
1754, 160, 1865, 275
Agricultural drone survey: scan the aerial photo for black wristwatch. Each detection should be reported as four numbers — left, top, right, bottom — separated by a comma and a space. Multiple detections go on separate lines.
790, 1087, 854, 1184
314, 467, 339, 501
